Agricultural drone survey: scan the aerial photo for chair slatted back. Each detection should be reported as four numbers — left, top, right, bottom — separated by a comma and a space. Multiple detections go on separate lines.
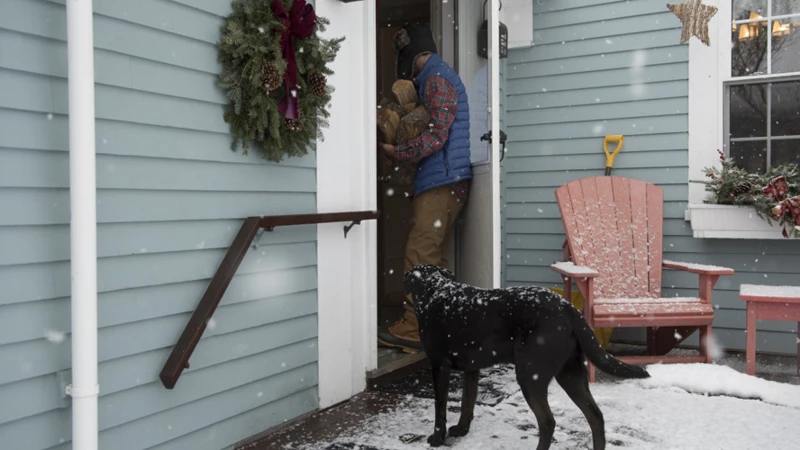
555, 176, 664, 299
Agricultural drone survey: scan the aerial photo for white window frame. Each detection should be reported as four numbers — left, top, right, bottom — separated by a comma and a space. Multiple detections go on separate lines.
686, 0, 799, 239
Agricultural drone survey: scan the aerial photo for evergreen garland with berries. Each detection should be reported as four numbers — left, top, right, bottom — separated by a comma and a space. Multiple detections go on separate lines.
217, 0, 344, 162
693, 150, 800, 238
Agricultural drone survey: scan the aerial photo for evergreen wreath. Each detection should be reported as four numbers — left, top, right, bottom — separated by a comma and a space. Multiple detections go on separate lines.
693, 150, 800, 238
217, 0, 344, 162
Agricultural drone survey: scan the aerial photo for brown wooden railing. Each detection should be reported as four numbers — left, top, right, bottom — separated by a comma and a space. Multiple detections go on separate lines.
160, 210, 381, 389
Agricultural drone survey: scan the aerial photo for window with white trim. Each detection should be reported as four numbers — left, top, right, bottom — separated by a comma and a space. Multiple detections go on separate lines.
725, 0, 800, 173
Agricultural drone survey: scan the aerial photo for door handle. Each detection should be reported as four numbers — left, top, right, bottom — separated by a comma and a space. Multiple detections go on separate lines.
480, 130, 507, 161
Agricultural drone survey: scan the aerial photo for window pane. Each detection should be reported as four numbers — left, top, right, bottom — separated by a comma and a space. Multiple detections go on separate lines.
771, 17, 800, 74
729, 84, 768, 137
772, 139, 800, 166
730, 140, 768, 173
732, 21, 769, 76
772, 80, 800, 136
773, 0, 800, 16
733, 0, 766, 20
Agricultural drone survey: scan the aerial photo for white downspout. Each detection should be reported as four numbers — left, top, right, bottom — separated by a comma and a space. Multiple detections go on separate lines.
66, 0, 99, 449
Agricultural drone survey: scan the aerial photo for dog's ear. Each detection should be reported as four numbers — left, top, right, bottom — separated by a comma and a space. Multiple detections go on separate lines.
403, 264, 454, 296
403, 268, 426, 296
434, 266, 455, 281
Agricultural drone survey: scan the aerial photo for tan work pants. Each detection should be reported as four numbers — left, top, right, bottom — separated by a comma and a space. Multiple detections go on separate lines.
401, 184, 465, 323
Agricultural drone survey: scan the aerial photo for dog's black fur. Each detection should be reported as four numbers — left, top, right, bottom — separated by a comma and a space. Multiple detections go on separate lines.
403, 264, 650, 450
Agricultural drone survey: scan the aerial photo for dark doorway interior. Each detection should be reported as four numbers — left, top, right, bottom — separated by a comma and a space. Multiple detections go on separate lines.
373, 0, 432, 375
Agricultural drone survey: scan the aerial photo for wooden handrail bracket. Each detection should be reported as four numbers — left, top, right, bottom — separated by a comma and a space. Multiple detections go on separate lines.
160, 210, 380, 389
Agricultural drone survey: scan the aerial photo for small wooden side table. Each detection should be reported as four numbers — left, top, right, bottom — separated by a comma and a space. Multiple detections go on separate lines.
740, 284, 800, 376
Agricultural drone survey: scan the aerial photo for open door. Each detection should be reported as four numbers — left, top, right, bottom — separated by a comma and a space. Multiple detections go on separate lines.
370, 0, 502, 379
456, 0, 502, 289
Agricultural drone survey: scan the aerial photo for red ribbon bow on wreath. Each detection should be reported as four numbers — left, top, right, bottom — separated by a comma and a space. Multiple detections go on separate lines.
270, 0, 317, 120
762, 175, 789, 202
770, 195, 800, 237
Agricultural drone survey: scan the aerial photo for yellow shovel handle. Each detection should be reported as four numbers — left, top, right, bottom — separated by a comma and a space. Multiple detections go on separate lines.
603, 135, 624, 169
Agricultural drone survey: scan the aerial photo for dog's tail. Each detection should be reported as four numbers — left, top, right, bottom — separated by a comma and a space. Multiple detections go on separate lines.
567, 307, 650, 379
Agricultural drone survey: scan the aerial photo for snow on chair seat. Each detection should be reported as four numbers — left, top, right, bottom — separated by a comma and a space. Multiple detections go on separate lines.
594, 300, 714, 328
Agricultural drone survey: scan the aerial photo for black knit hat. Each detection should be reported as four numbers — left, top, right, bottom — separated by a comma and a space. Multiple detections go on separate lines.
393, 23, 438, 80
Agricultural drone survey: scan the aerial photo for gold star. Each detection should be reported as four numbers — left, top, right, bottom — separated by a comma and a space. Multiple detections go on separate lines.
668, 0, 718, 46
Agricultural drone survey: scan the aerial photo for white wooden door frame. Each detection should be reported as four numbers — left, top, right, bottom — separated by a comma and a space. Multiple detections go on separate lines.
316, 0, 501, 408
316, 0, 378, 409
489, 0, 501, 289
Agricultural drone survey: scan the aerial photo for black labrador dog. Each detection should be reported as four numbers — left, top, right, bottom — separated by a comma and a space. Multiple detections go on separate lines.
403, 264, 650, 450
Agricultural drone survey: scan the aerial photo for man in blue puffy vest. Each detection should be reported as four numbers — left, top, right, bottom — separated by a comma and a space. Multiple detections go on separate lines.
377, 23, 472, 353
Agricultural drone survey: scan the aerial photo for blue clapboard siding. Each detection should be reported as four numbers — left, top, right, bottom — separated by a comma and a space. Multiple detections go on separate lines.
0, 0, 320, 448
501, 0, 800, 355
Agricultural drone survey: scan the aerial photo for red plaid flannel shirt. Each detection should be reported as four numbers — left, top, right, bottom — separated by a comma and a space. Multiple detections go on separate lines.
395, 76, 470, 198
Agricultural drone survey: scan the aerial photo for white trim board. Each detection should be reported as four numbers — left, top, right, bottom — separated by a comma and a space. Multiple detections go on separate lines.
687, 0, 725, 207
315, 0, 377, 409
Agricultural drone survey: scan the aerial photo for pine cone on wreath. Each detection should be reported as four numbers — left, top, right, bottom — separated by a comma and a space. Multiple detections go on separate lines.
262, 63, 282, 94
308, 69, 327, 97
284, 109, 304, 133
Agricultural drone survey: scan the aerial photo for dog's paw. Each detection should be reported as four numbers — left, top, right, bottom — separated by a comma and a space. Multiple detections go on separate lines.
448, 424, 470, 438
427, 432, 446, 447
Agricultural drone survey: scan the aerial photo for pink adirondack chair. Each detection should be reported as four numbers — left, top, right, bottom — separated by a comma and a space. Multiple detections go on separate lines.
550, 176, 734, 382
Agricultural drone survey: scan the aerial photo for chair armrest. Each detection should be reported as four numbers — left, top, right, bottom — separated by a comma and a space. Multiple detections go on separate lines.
663, 260, 734, 276
551, 261, 599, 278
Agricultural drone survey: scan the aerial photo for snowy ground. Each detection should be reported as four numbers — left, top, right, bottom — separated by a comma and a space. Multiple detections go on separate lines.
301, 362, 800, 450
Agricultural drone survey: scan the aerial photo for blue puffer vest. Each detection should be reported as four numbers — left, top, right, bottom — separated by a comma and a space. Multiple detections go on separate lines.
413, 54, 472, 196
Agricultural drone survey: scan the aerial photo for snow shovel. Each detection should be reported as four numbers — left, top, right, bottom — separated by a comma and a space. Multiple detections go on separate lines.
603, 134, 624, 175
552, 135, 626, 349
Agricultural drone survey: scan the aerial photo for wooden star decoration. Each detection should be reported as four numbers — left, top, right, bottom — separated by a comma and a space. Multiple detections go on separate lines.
668, 0, 718, 46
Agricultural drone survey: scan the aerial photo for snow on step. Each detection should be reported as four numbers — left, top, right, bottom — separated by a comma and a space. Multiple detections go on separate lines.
740, 283, 800, 302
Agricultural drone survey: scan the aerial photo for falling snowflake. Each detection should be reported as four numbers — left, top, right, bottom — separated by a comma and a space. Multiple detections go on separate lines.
45, 330, 66, 344
386, 188, 395, 197
258, 27, 265, 33
47, 113, 53, 120
207, 318, 217, 331
433, 219, 442, 228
